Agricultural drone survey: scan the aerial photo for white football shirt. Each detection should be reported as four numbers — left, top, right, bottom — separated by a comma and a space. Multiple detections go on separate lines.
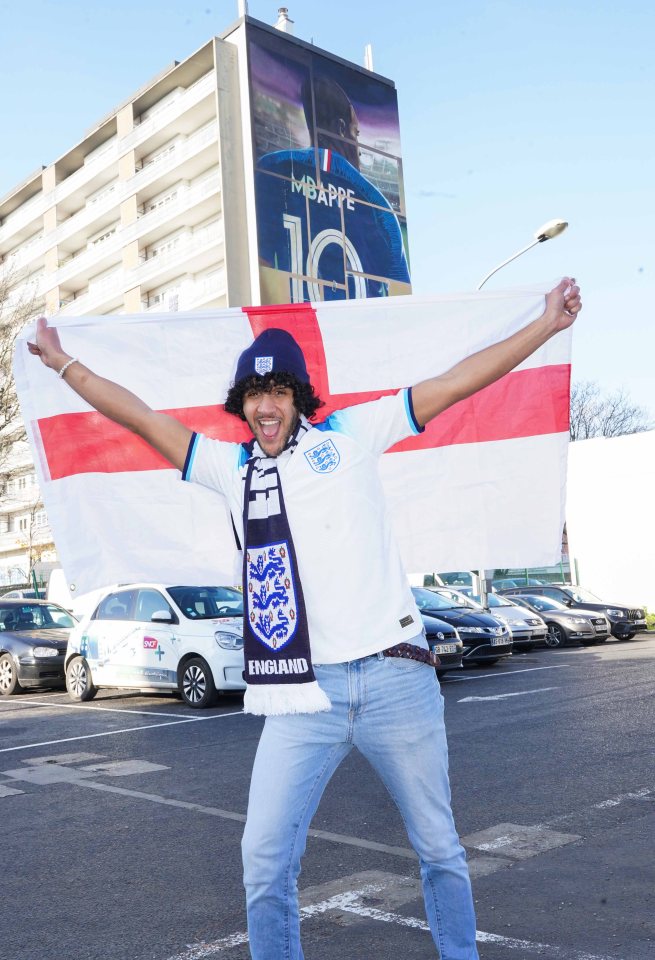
182, 389, 424, 664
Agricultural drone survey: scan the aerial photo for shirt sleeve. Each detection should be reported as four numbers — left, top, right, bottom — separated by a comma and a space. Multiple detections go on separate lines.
181, 432, 241, 494
322, 388, 423, 457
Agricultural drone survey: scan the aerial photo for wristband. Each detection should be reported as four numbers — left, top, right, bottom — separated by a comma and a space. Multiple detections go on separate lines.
57, 358, 79, 379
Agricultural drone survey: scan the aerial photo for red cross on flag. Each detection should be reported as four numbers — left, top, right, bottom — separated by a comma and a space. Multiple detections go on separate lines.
14, 287, 571, 597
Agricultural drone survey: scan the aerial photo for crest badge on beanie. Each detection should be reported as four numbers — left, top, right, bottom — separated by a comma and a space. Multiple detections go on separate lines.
254, 356, 273, 375
235, 329, 309, 384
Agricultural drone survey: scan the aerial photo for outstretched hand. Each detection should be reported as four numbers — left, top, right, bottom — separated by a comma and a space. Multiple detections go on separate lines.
27, 317, 68, 370
543, 277, 582, 332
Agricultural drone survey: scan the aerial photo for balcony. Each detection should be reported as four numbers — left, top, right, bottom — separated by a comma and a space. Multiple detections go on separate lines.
51, 139, 121, 210
0, 192, 46, 246
57, 271, 124, 317
123, 171, 221, 247
121, 73, 216, 154
132, 225, 224, 292
128, 121, 218, 198
53, 232, 124, 289
50, 182, 126, 250
2, 233, 47, 273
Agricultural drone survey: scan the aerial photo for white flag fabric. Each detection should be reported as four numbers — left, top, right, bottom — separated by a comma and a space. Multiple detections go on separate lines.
14, 287, 572, 595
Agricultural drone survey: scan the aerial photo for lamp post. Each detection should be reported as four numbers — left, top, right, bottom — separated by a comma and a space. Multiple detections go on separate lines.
476, 219, 568, 291
475, 218, 568, 607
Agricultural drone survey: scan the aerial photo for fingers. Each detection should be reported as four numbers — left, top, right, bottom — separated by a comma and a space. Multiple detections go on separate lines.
564, 284, 581, 317
27, 342, 41, 355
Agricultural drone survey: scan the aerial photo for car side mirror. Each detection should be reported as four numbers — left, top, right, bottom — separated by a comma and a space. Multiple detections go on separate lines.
151, 610, 176, 624
564, 598, 573, 606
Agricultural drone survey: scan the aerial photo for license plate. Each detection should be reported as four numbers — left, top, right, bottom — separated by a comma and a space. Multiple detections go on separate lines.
431, 643, 458, 655
490, 636, 510, 646
595, 624, 606, 632
634, 619, 647, 626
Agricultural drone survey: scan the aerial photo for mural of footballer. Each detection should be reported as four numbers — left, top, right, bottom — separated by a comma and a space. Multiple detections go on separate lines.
255, 72, 412, 304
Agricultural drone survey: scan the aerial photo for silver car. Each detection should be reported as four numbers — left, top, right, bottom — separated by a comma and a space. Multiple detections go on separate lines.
457, 590, 547, 651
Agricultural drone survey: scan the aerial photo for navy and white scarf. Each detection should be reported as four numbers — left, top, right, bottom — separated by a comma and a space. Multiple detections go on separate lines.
241, 417, 332, 717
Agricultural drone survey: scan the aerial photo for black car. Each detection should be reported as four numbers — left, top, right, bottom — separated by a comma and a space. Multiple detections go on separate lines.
0, 600, 76, 696
412, 587, 512, 665
499, 585, 646, 640
420, 612, 464, 676
505, 594, 610, 648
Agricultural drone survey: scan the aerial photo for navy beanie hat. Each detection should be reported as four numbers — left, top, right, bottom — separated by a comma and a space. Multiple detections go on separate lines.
235, 328, 309, 384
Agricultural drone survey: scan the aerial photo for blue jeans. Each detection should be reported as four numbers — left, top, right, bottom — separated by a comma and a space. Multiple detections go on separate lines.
241, 651, 479, 959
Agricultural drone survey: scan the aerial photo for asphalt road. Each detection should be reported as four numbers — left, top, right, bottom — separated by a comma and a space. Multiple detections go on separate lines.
1, 634, 654, 960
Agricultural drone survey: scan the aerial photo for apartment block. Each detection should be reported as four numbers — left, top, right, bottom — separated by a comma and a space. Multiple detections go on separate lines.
0, 12, 410, 586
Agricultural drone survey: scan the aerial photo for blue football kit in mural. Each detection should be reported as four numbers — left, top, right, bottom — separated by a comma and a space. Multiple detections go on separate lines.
255, 147, 410, 301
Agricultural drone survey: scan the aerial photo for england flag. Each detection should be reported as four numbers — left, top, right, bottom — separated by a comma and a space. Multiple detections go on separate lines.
13, 286, 572, 595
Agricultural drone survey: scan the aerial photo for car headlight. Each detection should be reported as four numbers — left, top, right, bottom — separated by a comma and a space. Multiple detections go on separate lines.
215, 631, 244, 650
32, 646, 59, 658
571, 618, 589, 625
606, 609, 625, 618
463, 627, 486, 634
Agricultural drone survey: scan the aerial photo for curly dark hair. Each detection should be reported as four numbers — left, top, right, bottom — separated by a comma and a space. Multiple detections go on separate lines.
224, 372, 324, 421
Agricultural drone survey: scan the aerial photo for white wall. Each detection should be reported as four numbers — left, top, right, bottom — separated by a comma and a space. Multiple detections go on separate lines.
566, 431, 655, 610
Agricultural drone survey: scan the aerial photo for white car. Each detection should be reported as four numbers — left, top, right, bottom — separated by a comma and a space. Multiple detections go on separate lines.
65, 583, 246, 708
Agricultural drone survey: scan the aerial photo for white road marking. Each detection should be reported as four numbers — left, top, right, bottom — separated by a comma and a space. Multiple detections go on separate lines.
0, 697, 226, 719
0, 710, 244, 755
462, 823, 580, 859
0, 783, 23, 797
541, 787, 654, 830
446, 663, 570, 683
164, 879, 624, 960
458, 686, 558, 702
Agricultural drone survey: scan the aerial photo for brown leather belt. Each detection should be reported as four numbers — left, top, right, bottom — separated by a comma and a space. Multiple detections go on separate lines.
382, 642, 441, 668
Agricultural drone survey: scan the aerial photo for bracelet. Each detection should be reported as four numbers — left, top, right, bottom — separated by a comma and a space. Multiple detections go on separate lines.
57, 358, 79, 379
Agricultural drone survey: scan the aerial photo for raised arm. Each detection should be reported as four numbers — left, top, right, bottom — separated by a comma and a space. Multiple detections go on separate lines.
28, 317, 192, 472
411, 277, 582, 428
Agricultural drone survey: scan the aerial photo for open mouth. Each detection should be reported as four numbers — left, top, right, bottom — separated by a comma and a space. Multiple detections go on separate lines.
258, 419, 281, 442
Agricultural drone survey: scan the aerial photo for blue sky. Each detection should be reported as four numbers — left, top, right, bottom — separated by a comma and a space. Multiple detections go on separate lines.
2, 0, 653, 417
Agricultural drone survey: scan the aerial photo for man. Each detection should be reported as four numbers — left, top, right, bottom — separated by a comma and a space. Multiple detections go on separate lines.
28, 276, 581, 959
255, 75, 411, 303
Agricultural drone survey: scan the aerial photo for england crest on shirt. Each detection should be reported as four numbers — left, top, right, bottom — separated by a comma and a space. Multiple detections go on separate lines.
254, 356, 273, 375
304, 438, 340, 474
246, 541, 298, 650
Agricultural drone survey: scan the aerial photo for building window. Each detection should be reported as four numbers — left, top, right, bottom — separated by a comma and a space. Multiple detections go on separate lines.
18, 518, 28, 532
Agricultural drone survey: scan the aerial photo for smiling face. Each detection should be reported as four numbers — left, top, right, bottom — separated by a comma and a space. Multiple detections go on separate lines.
242, 383, 299, 457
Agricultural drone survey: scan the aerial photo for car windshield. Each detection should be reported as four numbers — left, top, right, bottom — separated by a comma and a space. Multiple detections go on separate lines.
412, 587, 471, 611
167, 586, 244, 619
564, 586, 602, 604
485, 594, 514, 608
516, 595, 568, 613
0, 603, 75, 630
434, 588, 477, 609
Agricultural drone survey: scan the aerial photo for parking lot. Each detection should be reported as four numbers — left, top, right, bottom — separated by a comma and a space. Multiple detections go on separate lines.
2, 634, 654, 960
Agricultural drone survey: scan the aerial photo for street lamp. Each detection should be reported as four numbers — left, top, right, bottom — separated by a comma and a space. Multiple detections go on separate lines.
476, 219, 568, 291
475, 218, 568, 607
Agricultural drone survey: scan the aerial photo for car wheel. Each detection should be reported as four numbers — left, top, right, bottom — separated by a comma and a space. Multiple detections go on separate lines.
545, 624, 567, 648
180, 657, 217, 709
0, 653, 23, 696
66, 657, 98, 702
620, 632, 636, 642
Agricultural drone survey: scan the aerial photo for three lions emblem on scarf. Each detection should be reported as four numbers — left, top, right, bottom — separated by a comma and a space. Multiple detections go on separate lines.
246, 542, 298, 651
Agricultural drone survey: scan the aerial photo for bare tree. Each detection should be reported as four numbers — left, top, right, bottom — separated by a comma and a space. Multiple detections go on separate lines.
570, 380, 654, 441
0, 266, 40, 471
